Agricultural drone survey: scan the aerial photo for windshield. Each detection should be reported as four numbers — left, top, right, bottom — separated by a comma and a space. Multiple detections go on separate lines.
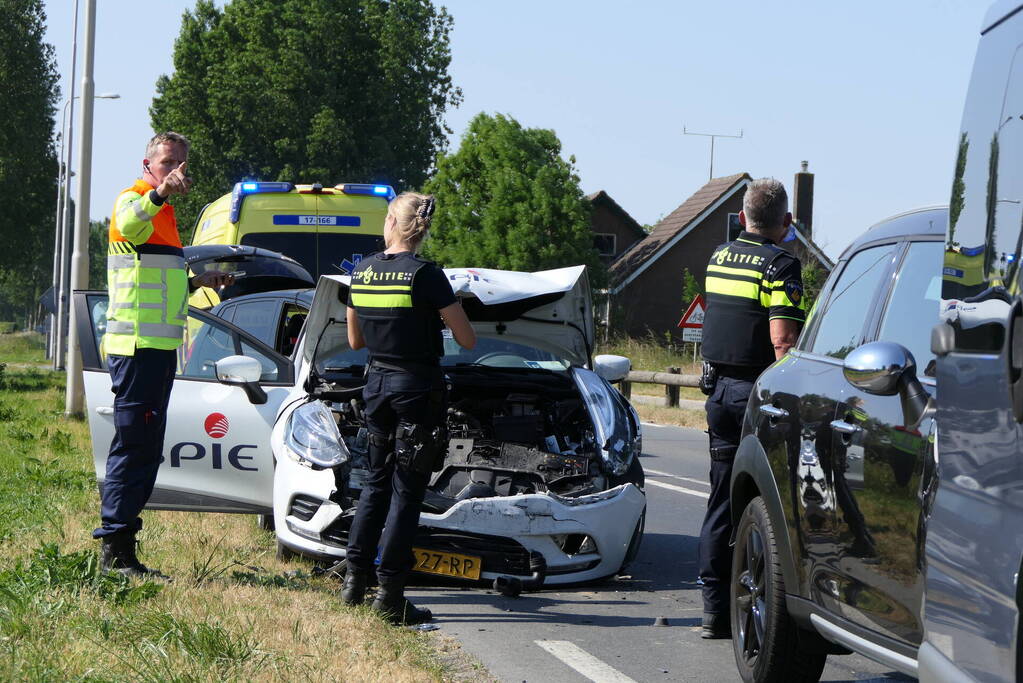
315, 334, 571, 377
240, 232, 384, 279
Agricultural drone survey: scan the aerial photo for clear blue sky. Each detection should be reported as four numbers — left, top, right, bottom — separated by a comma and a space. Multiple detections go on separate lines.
43, 0, 986, 257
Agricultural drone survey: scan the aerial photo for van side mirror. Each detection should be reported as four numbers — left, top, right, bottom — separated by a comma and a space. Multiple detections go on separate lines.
843, 341, 931, 427
215, 355, 267, 405
593, 354, 631, 383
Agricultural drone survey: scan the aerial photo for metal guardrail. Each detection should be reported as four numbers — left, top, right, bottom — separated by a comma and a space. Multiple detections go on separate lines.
619, 367, 699, 408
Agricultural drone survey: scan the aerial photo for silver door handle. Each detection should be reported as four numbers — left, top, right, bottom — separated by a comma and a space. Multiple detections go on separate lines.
759, 404, 789, 419
96, 406, 114, 416
830, 420, 860, 435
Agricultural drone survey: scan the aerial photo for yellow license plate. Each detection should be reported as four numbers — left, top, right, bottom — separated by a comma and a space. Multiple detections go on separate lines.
411, 547, 481, 580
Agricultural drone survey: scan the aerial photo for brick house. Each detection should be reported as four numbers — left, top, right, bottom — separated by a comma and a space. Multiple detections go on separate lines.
608, 172, 832, 342
586, 190, 647, 264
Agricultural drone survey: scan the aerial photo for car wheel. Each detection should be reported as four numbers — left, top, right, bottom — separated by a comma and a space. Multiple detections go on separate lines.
257, 513, 275, 531
732, 497, 827, 683
276, 540, 297, 562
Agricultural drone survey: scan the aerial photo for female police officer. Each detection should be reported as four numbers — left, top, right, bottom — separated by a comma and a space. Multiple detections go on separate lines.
341, 192, 475, 625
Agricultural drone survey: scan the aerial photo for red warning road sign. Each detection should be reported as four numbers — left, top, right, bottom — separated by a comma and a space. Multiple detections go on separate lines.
678, 294, 705, 343
678, 294, 705, 328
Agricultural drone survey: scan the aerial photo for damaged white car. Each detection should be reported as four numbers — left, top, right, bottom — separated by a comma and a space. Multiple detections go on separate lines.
76, 265, 645, 588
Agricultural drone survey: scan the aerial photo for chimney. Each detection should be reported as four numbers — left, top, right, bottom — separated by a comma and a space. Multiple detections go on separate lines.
792, 160, 814, 240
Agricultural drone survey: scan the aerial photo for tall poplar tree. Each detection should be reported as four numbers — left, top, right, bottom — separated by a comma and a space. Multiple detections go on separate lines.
0, 0, 59, 326
150, 0, 460, 237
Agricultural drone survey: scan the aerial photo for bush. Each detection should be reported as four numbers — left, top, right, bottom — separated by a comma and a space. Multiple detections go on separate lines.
0, 323, 16, 334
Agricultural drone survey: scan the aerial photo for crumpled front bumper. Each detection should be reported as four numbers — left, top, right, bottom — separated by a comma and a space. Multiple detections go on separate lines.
273, 451, 646, 585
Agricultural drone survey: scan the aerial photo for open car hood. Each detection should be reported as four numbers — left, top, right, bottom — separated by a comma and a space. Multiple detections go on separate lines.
184, 245, 314, 302
302, 265, 594, 368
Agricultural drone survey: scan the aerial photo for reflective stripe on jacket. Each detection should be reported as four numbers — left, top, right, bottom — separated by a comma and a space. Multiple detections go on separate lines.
103, 180, 188, 356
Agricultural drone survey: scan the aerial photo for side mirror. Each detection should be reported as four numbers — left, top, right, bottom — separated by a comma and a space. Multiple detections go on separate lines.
843, 341, 931, 427
594, 354, 631, 383
215, 355, 267, 405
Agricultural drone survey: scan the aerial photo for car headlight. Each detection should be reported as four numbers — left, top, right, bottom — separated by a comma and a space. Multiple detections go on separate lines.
574, 368, 633, 476
284, 400, 349, 469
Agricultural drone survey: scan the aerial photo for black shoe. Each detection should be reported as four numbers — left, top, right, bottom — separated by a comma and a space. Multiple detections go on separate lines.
701, 612, 731, 639
99, 533, 170, 581
341, 567, 369, 606
372, 578, 432, 625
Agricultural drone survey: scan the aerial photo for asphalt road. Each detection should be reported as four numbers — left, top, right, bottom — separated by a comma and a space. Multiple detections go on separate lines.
408, 423, 910, 683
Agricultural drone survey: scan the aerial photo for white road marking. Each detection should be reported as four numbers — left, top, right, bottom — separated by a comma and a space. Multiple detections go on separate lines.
535, 640, 638, 683
644, 468, 709, 488
646, 479, 710, 499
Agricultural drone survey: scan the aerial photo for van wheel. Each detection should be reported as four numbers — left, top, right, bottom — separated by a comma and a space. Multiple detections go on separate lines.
732, 497, 827, 683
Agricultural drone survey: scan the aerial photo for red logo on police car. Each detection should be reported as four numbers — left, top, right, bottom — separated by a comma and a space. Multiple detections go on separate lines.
204, 413, 229, 438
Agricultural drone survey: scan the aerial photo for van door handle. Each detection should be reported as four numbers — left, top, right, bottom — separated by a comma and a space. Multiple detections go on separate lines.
830, 419, 860, 435
759, 404, 789, 419
96, 406, 114, 416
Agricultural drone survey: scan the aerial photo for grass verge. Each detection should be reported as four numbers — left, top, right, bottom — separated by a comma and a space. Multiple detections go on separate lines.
0, 334, 454, 682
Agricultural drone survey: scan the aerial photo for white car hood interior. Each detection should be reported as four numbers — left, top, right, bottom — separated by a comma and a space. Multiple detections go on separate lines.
301, 265, 594, 367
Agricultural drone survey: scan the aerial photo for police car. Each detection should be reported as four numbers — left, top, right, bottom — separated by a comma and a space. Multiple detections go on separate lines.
74, 265, 646, 587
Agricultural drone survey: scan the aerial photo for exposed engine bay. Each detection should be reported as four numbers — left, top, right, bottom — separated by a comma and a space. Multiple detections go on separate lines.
317, 367, 608, 512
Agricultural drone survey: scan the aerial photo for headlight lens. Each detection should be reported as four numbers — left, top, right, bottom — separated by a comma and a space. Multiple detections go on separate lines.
284, 401, 349, 469
574, 367, 632, 476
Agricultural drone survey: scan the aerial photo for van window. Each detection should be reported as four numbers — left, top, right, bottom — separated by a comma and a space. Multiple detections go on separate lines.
944, 29, 1023, 301
240, 232, 384, 278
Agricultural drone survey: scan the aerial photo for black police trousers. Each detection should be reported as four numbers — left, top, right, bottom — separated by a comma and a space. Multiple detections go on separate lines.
93, 348, 177, 539
699, 374, 756, 614
346, 366, 443, 579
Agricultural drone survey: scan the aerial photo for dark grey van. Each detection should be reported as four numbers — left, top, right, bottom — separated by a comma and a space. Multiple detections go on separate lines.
921, 2, 1023, 680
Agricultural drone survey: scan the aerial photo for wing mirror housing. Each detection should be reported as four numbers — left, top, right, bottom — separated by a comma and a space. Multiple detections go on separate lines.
593, 354, 631, 383
215, 355, 267, 405
843, 341, 931, 428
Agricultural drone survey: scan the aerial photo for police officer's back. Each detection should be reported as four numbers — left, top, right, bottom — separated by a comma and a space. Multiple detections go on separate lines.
697, 178, 805, 638
340, 192, 476, 625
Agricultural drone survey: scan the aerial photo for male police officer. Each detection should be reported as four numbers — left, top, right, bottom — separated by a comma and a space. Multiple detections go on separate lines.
697, 178, 805, 638
96, 132, 232, 578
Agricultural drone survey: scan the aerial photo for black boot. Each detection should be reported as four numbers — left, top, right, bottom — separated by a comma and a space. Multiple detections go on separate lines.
371, 576, 432, 625
99, 532, 170, 581
341, 566, 369, 606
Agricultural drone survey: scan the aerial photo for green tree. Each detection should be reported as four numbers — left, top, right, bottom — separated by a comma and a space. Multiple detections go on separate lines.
0, 0, 59, 327
801, 263, 824, 315
422, 113, 605, 285
681, 267, 702, 309
88, 218, 108, 289
150, 0, 461, 237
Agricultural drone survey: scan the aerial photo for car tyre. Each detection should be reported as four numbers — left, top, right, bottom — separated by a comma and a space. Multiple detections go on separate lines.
731, 497, 827, 683
257, 513, 275, 531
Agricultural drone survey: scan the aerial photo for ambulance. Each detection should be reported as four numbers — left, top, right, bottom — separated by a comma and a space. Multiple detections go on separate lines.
189, 181, 394, 307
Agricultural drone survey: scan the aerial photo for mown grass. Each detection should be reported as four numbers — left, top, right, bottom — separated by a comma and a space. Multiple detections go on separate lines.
0, 334, 452, 682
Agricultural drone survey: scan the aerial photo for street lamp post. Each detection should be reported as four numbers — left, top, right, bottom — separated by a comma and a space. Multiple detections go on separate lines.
51, 92, 119, 370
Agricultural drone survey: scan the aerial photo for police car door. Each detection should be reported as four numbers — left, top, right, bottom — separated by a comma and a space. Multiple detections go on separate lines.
74, 291, 293, 514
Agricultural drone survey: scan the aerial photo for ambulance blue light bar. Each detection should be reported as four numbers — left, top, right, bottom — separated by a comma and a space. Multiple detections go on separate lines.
335, 183, 396, 201
229, 181, 295, 222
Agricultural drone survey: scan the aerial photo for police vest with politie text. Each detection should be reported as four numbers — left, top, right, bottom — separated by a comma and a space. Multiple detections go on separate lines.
104, 180, 189, 357
701, 231, 806, 369
349, 252, 446, 364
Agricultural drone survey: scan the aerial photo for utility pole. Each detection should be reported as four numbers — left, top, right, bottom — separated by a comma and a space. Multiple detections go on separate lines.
51, 0, 80, 368
65, 0, 96, 417
683, 126, 743, 180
